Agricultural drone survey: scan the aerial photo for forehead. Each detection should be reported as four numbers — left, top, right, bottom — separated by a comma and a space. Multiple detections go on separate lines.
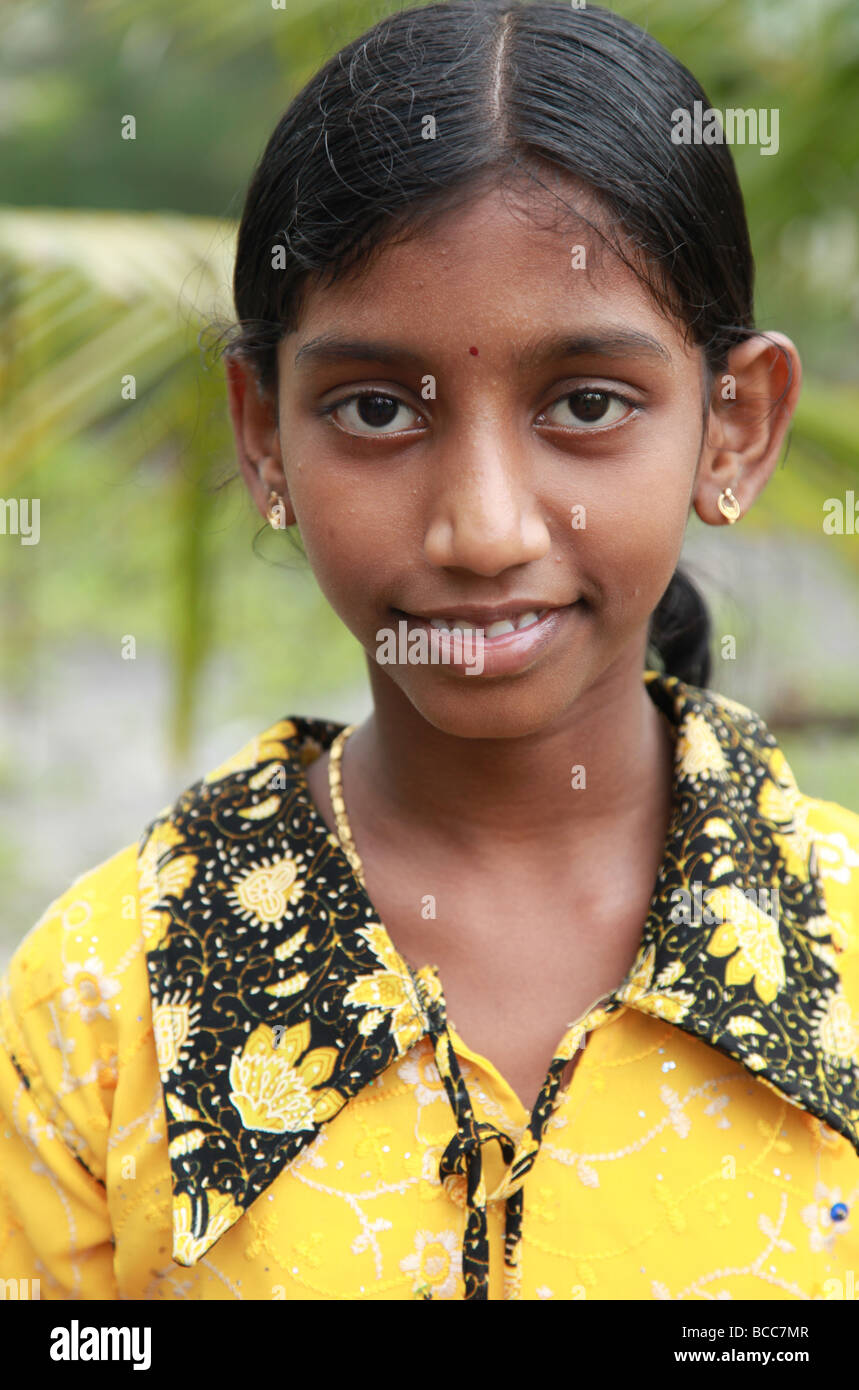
282, 181, 691, 365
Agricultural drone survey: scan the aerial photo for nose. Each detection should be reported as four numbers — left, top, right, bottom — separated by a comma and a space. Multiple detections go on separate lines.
422, 430, 551, 576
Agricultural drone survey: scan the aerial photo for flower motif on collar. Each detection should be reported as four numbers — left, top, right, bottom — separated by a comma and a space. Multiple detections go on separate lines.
343, 925, 440, 1050
704, 884, 787, 1003
228, 1021, 343, 1134
227, 853, 308, 929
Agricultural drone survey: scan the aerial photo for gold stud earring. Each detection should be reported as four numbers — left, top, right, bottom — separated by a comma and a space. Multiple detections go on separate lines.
267, 490, 286, 530
717, 486, 741, 524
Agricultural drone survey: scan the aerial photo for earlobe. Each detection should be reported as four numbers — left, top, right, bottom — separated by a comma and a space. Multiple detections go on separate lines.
224, 353, 295, 525
692, 331, 802, 527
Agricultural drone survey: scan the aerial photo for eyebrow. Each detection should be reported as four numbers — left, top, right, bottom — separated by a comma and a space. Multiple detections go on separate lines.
293, 329, 671, 370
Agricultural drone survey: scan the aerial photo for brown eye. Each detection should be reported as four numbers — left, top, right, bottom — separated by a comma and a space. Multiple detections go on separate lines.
327, 392, 421, 436
543, 388, 635, 431
569, 390, 611, 421
356, 394, 399, 428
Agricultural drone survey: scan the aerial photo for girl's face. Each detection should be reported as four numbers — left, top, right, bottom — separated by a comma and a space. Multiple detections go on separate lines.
266, 183, 714, 739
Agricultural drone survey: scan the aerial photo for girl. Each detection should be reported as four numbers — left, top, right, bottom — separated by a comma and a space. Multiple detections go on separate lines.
2, 0, 858, 1303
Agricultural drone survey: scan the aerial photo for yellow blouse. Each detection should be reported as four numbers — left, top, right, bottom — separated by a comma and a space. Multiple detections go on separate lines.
2, 671, 858, 1301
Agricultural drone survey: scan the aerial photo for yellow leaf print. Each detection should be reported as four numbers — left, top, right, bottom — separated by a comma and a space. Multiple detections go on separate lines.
228, 1023, 342, 1134
138, 820, 198, 951
726, 1015, 767, 1037
705, 886, 786, 1003
238, 796, 282, 821
166, 1094, 202, 1122
342, 924, 425, 1053
152, 990, 202, 1076
758, 763, 815, 880
813, 993, 859, 1067
274, 926, 309, 961
173, 1189, 243, 1266
266, 972, 310, 998
703, 816, 736, 840
168, 1128, 206, 1160
711, 854, 736, 879
676, 713, 730, 780
248, 762, 286, 792
414, 964, 444, 1010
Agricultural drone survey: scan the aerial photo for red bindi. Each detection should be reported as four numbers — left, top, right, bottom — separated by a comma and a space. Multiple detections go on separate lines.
468, 345, 479, 356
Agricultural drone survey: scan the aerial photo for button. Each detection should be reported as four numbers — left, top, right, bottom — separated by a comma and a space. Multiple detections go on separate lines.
830, 1202, 848, 1222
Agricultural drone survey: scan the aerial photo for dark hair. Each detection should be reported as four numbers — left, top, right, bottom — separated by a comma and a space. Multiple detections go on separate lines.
224, 0, 784, 689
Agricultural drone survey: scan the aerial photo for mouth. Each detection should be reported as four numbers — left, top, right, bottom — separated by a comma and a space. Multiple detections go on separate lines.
389, 601, 582, 677
396, 606, 556, 638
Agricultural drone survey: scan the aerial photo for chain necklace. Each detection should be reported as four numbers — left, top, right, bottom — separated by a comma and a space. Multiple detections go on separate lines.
327, 725, 365, 885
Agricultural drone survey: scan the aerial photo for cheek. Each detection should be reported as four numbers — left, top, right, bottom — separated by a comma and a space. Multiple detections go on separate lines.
569, 480, 689, 618
294, 495, 393, 631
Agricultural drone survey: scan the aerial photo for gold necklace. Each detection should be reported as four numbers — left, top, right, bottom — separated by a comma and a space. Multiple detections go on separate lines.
327, 725, 365, 885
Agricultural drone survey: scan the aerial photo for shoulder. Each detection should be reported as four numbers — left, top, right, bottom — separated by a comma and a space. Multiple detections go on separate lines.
4, 839, 142, 1008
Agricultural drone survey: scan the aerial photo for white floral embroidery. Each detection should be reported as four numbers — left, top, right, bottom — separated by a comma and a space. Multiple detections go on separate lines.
59, 957, 119, 1022
397, 1044, 448, 1106
400, 1229, 462, 1299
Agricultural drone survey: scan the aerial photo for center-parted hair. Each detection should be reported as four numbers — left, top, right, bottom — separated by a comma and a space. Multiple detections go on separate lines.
226, 0, 771, 688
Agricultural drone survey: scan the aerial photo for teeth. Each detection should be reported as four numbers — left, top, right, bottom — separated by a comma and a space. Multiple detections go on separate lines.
426, 609, 546, 634
514, 610, 540, 631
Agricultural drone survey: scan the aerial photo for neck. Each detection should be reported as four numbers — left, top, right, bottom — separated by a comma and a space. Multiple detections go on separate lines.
343, 645, 677, 867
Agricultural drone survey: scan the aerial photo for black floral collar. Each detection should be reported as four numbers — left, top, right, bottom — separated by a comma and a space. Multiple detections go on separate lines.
138, 672, 859, 1270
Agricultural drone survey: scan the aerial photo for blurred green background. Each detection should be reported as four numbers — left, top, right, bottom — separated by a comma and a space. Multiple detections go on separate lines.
1, 0, 858, 963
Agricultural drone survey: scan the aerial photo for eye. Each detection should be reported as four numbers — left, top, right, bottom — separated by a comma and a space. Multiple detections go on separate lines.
542, 388, 637, 431
323, 391, 422, 436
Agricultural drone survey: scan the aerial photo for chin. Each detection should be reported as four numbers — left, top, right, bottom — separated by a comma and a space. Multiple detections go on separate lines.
397, 672, 592, 742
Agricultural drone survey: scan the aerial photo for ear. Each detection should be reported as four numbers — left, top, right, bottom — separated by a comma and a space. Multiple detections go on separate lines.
691, 331, 802, 525
224, 353, 297, 526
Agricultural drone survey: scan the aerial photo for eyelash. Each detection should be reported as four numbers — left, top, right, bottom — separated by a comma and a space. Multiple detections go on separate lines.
319, 386, 642, 436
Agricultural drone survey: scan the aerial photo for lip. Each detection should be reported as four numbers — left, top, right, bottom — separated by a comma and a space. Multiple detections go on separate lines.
392, 602, 580, 677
